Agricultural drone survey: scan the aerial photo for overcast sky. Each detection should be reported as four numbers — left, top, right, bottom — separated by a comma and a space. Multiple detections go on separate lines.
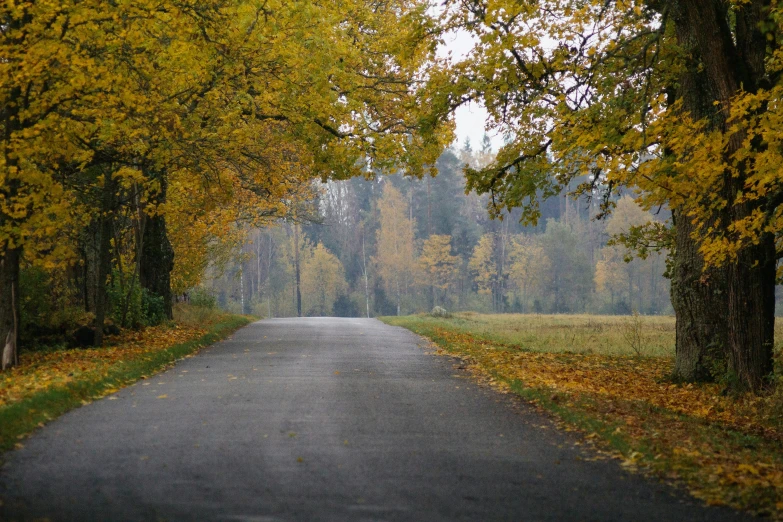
439, 30, 506, 153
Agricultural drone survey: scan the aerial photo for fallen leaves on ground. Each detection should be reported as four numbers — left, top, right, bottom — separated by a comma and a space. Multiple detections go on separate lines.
419, 325, 783, 518
0, 324, 206, 408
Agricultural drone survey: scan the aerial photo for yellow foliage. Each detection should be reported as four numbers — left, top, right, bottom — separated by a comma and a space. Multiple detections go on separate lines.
417, 235, 460, 291
300, 243, 346, 316
507, 235, 547, 298
468, 233, 502, 295
2, 0, 449, 308
373, 183, 416, 312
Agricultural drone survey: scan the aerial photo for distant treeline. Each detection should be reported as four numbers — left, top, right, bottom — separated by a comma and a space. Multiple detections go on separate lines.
206, 142, 676, 318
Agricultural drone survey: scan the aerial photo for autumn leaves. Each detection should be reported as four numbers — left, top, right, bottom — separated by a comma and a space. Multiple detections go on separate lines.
0, 1, 446, 363
424, 0, 783, 391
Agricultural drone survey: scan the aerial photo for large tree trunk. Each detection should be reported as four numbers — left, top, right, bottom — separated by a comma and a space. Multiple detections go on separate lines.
667, 6, 731, 383
670, 210, 729, 381
140, 176, 174, 320
1, 75, 23, 368
0, 0, 25, 370
726, 221, 776, 391
1, 170, 20, 369
670, 0, 775, 391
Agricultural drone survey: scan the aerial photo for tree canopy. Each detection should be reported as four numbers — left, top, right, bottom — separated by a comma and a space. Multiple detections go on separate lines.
0, 0, 449, 366
422, 0, 783, 391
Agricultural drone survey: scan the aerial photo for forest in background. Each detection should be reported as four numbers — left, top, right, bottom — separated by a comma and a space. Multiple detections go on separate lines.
5, 0, 783, 392
205, 139, 674, 319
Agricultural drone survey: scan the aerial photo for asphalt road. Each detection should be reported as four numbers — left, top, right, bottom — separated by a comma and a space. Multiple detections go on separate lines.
0, 318, 752, 521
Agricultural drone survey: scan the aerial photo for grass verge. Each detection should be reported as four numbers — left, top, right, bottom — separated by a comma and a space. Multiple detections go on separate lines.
383, 313, 783, 519
0, 312, 251, 455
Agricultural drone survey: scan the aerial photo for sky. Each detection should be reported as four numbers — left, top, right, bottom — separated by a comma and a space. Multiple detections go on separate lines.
439, 30, 506, 153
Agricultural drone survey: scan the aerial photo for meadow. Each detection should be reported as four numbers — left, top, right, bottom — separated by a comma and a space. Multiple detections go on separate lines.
391, 312, 678, 356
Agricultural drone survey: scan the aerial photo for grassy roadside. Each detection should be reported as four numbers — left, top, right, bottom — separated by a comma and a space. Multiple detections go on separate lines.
382, 313, 783, 519
0, 308, 252, 455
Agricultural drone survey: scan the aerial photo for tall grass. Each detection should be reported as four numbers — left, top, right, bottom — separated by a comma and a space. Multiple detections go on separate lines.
385, 312, 678, 357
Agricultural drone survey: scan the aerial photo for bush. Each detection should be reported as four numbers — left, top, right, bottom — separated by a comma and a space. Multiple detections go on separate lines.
108, 273, 166, 328
189, 288, 217, 309
173, 302, 227, 327
19, 266, 82, 341
141, 289, 166, 326
19, 266, 55, 334
621, 310, 645, 356
108, 273, 142, 328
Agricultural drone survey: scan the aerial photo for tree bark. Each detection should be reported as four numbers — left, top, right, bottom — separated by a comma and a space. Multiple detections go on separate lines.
140, 175, 174, 320
667, 11, 731, 382
670, 210, 729, 381
726, 225, 776, 390
293, 223, 302, 317
669, 0, 775, 390
1, 76, 22, 367
94, 171, 118, 347
0, 249, 20, 370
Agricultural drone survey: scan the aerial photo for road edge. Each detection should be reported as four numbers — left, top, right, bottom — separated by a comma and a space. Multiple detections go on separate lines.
0, 315, 252, 457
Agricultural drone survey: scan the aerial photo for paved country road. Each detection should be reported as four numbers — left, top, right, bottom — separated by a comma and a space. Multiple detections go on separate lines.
0, 318, 752, 521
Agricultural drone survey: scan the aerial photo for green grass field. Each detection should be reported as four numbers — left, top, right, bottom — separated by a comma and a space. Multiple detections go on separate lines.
385, 312, 677, 356
386, 312, 783, 359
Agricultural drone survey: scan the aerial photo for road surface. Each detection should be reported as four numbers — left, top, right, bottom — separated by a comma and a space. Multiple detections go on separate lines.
0, 318, 751, 521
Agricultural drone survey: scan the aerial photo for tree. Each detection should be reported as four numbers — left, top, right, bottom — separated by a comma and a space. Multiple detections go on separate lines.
507, 235, 547, 313
418, 235, 460, 306
603, 197, 656, 313
425, 0, 782, 390
373, 183, 416, 315
538, 220, 594, 313
2, 0, 449, 362
301, 243, 346, 317
469, 233, 508, 312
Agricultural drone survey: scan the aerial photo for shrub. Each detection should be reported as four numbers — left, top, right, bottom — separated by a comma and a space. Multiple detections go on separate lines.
141, 289, 166, 326
189, 288, 217, 309
621, 310, 645, 356
19, 266, 81, 341
108, 273, 166, 328
19, 266, 54, 334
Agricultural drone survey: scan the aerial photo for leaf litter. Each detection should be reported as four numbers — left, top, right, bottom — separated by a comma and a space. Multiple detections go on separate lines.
408, 323, 783, 519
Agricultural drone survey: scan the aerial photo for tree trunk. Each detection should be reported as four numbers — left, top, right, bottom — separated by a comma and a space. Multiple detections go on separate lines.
2, 81, 22, 368
362, 230, 371, 318
670, 209, 729, 381
0, 248, 20, 370
293, 223, 302, 317
140, 176, 174, 320
94, 171, 118, 346
669, 0, 774, 390
726, 225, 776, 391
267, 231, 273, 318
